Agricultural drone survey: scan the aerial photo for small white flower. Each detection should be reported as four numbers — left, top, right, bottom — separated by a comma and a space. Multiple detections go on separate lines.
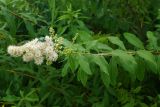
7, 46, 24, 57
34, 56, 44, 65
45, 36, 54, 46
23, 52, 34, 62
7, 36, 59, 65
51, 51, 58, 61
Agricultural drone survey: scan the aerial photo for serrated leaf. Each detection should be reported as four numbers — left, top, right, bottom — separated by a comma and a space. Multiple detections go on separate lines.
77, 68, 88, 86
101, 71, 110, 88
137, 50, 156, 65
146, 61, 158, 74
146, 31, 158, 49
124, 32, 144, 49
92, 56, 109, 75
111, 50, 137, 75
111, 50, 136, 64
137, 50, 157, 73
68, 55, 78, 72
85, 40, 112, 51
85, 40, 98, 50
77, 30, 92, 42
61, 61, 69, 77
108, 36, 126, 50
96, 43, 113, 51
78, 55, 92, 75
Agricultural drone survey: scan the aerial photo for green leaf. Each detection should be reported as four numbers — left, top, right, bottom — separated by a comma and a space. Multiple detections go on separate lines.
85, 40, 112, 51
24, 20, 35, 37
20, 13, 37, 24
109, 57, 118, 86
68, 55, 78, 72
92, 56, 109, 75
3, 95, 20, 102
48, 0, 56, 25
85, 40, 98, 50
77, 68, 88, 86
111, 50, 136, 64
17, 89, 38, 103
20, 90, 24, 97
58, 14, 71, 21
117, 89, 129, 104
132, 86, 141, 94
137, 50, 157, 73
108, 36, 126, 50
1, 7, 17, 35
146, 31, 158, 49
137, 50, 156, 65
111, 50, 137, 74
78, 55, 92, 75
61, 61, 69, 77
101, 71, 110, 88
78, 30, 92, 42
96, 43, 113, 51
135, 57, 145, 81
58, 26, 68, 35
124, 32, 144, 49
25, 92, 39, 102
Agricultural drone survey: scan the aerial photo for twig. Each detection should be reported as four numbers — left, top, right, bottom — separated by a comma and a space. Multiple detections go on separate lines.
7, 70, 36, 79
6, 9, 36, 24
70, 50, 160, 56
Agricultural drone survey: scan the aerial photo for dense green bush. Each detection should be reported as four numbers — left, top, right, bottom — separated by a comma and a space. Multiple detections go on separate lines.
0, 0, 160, 107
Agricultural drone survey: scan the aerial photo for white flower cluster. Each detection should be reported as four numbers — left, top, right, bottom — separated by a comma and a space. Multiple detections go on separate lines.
7, 36, 58, 65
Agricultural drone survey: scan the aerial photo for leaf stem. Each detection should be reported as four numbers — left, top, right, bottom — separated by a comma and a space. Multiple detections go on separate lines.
70, 50, 160, 56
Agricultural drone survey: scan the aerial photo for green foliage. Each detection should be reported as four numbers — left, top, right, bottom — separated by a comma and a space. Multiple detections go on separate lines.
0, 0, 160, 107
108, 36, 126, 50
124, 33, 144, 49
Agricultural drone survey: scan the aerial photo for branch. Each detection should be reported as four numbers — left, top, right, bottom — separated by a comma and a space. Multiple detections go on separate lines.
70, 50, 160, 56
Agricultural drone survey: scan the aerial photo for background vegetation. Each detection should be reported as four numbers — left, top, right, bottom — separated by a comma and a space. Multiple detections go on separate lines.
0, 0, 160, 107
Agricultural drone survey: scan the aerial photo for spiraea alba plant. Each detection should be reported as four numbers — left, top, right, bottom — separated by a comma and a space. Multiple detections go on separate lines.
6, 27, 160, 107
7, 28, 160, 84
